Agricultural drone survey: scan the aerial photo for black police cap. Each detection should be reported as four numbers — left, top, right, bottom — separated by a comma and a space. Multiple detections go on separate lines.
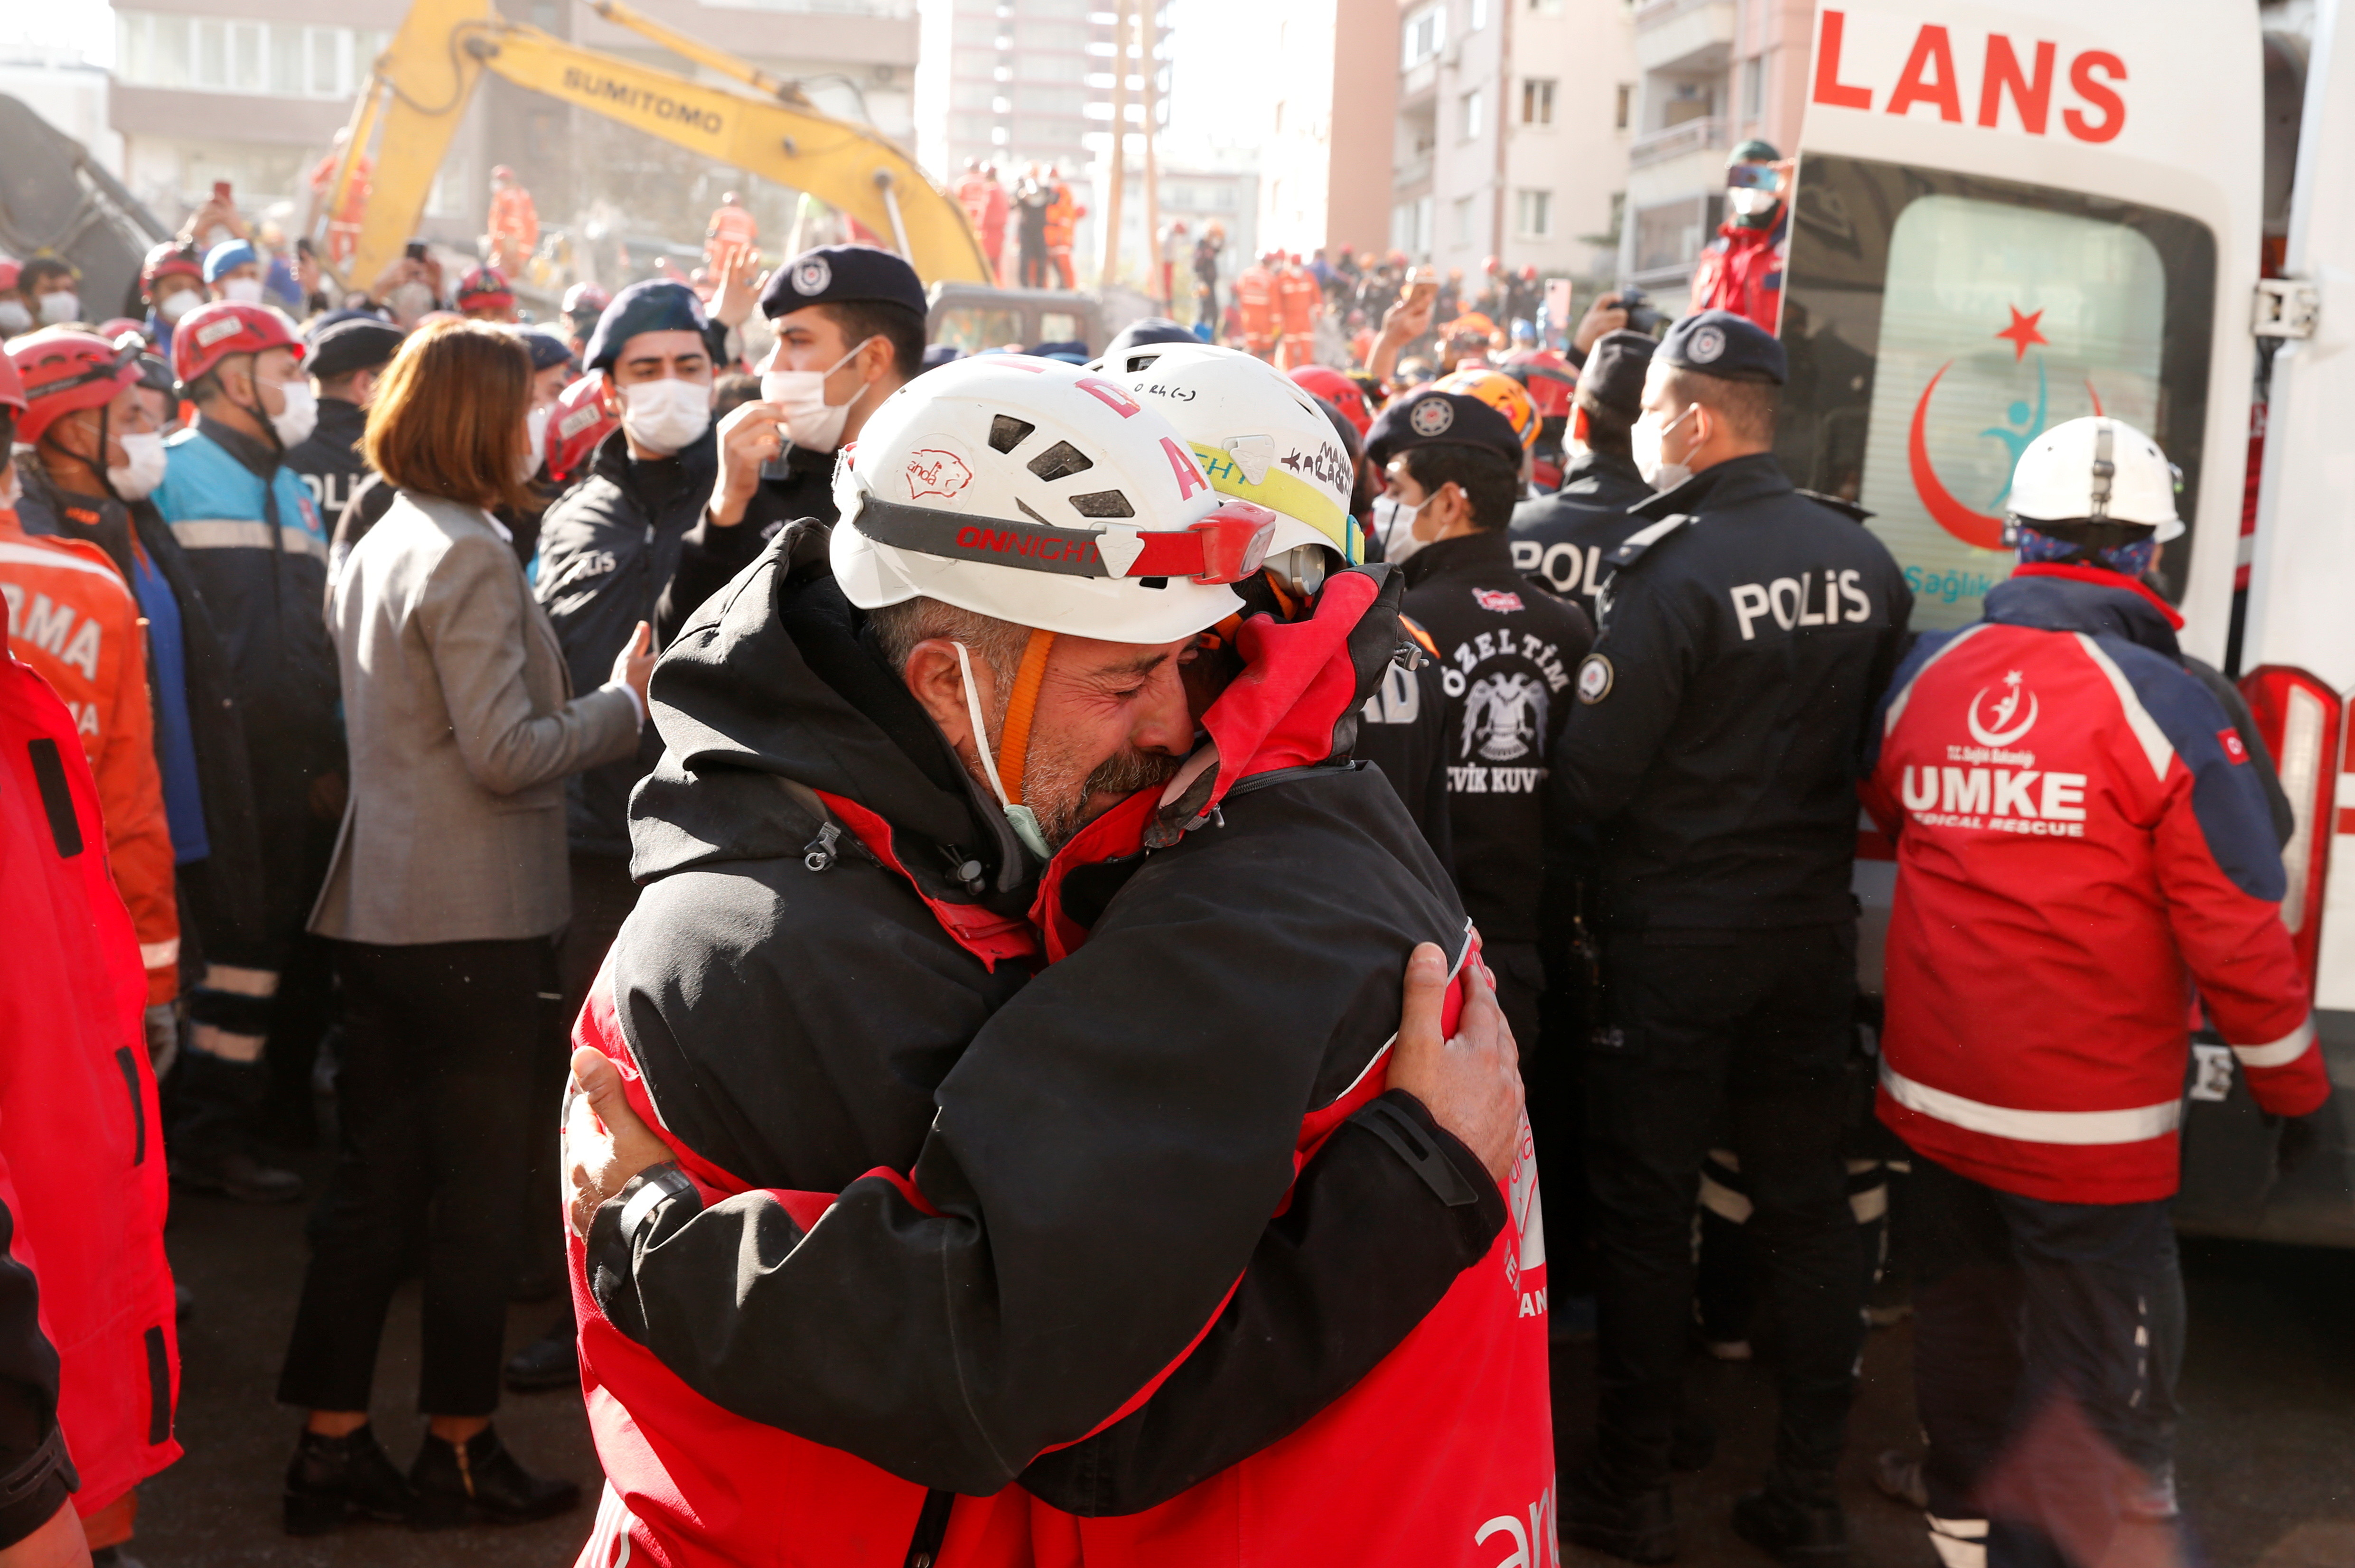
1578, 329, 1657, 420
582, 280, 710, 373
306, 316, 405, 381
1364, 389, 1525, 470
760, 244, 926, 321
1656, 308, 1786, 386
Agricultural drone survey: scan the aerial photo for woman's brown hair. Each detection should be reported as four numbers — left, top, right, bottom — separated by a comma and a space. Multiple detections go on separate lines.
362, 318, 534, 513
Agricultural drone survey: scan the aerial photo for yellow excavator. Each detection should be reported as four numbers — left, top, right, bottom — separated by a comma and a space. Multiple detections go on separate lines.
315, 0, 990, 294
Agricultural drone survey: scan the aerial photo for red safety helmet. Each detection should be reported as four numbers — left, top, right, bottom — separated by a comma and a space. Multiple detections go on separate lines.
171, 299, 303, 388
547, 373, 617, 482
457, 265, 515, 312
561, 281, 611, 317
7, 328, 144, 443
98, 318, 149, 346
1504, 355, 1575, 421
1289, 364, 1372, 438
0, 349, 26, 419
140, 240, 205, 298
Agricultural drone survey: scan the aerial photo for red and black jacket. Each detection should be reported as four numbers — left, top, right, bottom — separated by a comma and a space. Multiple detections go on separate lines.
569, 530, 1544, 1566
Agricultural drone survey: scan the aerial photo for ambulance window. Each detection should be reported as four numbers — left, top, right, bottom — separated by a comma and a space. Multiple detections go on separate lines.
1776, 155, 2216, 630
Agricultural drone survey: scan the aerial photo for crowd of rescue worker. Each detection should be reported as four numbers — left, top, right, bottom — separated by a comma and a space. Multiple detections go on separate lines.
0, 137, 2327, 1568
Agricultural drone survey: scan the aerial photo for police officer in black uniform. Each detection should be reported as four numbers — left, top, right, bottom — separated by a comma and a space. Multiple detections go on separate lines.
1552, 310, 1911, 1565
653, 244, 926, 644
1509, 329, 1657, 616
1368, 387, 1593, 1051
285, 313, 401, 528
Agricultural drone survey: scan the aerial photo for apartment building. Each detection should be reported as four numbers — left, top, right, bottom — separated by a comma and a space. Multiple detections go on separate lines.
108, 0, 916, 248
1617, 0, 1808, 293
1388, 0, 1635, 286
1254, 0, 1395, 261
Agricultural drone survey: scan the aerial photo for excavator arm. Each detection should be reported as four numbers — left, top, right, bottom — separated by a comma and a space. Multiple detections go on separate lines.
328, 0, 987, 295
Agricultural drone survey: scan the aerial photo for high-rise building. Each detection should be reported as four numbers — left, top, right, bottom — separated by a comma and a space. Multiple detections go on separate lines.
1387, 0, 1635, 285
1618, 0, 1810, 295
915, 0, 1171, 273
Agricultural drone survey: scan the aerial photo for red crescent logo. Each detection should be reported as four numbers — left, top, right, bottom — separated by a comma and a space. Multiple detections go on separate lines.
1907, 362, 2007, 551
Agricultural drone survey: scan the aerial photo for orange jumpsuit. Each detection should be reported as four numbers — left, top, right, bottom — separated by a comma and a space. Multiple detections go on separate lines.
1044, 182, 1084, 289
704, 203, 759, 271
303, 149, 372, 269
0, 509, 177, 1004
486, 184, 541, 274
1234, 264, 1277, 360
1277, 264, 1322, 368
954, 173, 1009, 284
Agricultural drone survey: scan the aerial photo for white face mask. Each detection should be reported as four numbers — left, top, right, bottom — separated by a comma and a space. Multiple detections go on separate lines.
266, 377, 319, 448
1371, 494, 1426, 563
221, 277, 265, 306
0, 300, 29, 336
761, 336, 879, 455
1632, 402, 1698, 492
108, 430, 170, 500
158, 289, 200, 323
618, 376, 712, 456
1727, 187, 1780, 221
520, 403, 554, 483
38, 291, 80, 326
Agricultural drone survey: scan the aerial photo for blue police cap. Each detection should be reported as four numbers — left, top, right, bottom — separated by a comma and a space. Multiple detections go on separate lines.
582, 279, 710, 373
515, 325, 577, 373
759, 243, 926, 320
1364, 389, 1525, 470
1656, 308, 1786, 385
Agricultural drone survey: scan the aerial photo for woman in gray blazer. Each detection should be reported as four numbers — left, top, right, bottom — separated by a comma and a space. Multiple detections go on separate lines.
275, 320, 651, 1535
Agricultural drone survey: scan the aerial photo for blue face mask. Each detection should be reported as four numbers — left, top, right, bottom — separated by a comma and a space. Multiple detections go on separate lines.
2016, 524, 2158, 580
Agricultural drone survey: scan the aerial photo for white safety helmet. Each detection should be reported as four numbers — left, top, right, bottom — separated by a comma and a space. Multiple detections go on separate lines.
2006, 415, 2184, 542
833, 353, 1277, 644
1109, 342, 1361, 592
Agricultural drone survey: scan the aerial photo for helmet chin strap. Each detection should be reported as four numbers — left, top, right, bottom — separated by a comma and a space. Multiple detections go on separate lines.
951, 628, 1057, 855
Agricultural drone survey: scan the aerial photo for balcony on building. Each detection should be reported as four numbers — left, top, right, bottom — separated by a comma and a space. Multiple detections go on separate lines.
1631, 0, 1733, 75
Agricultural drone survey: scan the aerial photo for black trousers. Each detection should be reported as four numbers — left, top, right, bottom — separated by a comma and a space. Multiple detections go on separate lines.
1583, 924, 1864, 1493
1908, 1157, 2179, 1568
277, 936, 553, 1416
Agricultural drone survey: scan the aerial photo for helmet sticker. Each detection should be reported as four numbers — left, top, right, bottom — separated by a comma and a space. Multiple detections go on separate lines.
793, 256, 832, 295
1075, 376, 1141, 418
1409, 397, 1454, 437
1162, 436, 1208, 498
195, 317, 247, 347
906, 447, 974, 502
1575, 653, 1614, 705
1687, 325, 1726, 364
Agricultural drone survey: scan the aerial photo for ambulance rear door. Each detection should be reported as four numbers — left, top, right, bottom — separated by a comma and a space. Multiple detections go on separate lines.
1783, 0, 2262, 994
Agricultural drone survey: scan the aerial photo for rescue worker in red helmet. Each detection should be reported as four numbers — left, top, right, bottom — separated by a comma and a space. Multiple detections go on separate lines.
557, 353, 1542, 1568
139, 241, 206, 357
150, 299, 337, 1204
4, 330, 183, 1017
455, 265, 517, 324
1865, 418, 2331, 1568
0, 355, 184, 1567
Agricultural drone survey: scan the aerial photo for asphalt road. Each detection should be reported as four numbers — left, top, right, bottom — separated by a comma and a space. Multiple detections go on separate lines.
132, 1166, 2355, 1567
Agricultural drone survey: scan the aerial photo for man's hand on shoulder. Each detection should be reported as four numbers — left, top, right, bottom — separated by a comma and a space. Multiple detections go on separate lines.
1387, 942, 1523, 1182
566, 1046, 677, 1238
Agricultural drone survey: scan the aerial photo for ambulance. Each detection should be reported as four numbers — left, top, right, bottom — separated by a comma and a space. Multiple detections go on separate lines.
1787, 0, 2355, 1242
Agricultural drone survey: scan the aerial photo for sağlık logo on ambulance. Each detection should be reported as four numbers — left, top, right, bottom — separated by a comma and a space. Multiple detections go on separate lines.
1908, 304, 2110, 551
1900, 669, 2090, 836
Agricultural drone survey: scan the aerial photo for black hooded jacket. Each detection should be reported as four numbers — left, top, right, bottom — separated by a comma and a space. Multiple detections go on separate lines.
585, 526, 1505, 1511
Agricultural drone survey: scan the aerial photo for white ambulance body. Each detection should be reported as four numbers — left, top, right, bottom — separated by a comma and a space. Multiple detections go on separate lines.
1785, 0, 2355, 1241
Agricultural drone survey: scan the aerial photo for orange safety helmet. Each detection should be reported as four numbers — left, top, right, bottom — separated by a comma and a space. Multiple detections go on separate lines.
1433, 367, 1539, 453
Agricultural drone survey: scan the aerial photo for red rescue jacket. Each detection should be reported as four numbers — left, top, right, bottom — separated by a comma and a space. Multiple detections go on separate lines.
1862, 566, 2329, 1203
0, 618, 179, 1518
1687, 210, 1785, 335
572, 569, 1551, 1567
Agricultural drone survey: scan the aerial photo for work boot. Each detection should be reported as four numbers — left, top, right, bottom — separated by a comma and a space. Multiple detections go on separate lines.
169, 1145, 305, 1204
409, 1425, 580, 1529
1560, 1461, 1678, 1564
503, 1321, 580, 1394
284, 1424, 413, 1535
1731, 1476, 1848, 1563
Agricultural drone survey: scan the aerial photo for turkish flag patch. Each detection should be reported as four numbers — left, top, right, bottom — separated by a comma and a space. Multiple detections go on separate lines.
2219, 729, 2250, 765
